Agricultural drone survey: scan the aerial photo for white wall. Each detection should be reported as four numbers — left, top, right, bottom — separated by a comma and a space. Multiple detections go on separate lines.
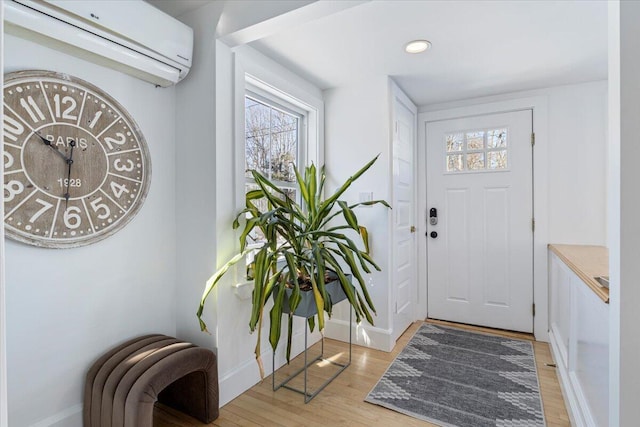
323, 76, 394, 350
421, 80, 608, 246
173, 1, 224, 351
546, 83, 607, 246
609, 1, 640, 424
3, 35, 177, 427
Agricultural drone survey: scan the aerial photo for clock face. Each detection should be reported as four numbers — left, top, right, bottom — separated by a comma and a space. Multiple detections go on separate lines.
3, 70, 151, 248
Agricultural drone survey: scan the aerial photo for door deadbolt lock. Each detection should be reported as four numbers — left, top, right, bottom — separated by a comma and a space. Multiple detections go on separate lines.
429, 208, 438, 226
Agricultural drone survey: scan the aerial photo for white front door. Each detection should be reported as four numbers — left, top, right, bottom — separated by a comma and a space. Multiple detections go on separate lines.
392, 94, 417, 341
426, 110, 533, 332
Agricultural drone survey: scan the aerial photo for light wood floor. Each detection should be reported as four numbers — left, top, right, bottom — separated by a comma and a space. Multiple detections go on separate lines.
155, 321, 570, 427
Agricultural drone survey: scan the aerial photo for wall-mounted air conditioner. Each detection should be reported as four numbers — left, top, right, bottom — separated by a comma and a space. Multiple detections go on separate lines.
4, 0, 194, 87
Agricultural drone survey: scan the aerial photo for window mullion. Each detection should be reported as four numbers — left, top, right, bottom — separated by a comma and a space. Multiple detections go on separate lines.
463, 133, 468, 170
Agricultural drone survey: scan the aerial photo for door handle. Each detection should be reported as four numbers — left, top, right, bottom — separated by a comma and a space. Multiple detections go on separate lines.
430, 231, 438, 239
410, 226, 416, 233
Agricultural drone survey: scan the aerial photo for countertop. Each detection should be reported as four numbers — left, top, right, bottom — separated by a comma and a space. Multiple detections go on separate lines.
548, 244, 609, 303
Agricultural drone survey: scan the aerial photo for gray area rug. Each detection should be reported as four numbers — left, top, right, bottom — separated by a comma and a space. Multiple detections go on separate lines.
365, 323, 546, 427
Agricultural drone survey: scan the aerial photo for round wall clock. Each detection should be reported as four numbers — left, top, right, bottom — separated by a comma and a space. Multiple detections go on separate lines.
3, 70, 151, 248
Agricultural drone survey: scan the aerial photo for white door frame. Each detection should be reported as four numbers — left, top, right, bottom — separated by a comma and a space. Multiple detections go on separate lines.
417, 96, 549, 341
389, 79, 418, 342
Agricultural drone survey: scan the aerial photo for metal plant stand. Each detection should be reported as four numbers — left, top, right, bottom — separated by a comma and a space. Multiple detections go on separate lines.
272, 307, 352, 403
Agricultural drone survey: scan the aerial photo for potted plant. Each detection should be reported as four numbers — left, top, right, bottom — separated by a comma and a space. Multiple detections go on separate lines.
197, 156, 389, 378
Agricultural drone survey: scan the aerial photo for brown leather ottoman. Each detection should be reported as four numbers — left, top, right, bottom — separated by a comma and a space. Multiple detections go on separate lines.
83, 334, 219, 426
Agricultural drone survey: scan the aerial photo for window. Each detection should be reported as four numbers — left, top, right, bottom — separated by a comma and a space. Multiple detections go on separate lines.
234, 62, 322, 277
445, 128, 508, 172
244, 91, 305, 245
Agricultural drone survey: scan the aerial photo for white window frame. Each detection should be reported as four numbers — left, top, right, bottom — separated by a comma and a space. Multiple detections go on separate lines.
243, 85, 308, 251
236, 72, 322, 210
244, 84, 307, 201
231, 47, 324, 273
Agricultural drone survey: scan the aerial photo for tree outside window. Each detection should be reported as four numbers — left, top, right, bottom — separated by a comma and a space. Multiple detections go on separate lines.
245, 95, 300, 245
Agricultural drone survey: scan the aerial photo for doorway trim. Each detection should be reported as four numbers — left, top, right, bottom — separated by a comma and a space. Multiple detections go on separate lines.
417, 96, 549, 341
389, 79, 419, 342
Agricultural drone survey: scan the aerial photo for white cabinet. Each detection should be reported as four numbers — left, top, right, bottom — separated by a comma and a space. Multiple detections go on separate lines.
549, 251, 609, 427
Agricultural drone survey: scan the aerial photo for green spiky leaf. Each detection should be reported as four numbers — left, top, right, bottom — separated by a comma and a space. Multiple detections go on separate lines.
197, 156, 389, 378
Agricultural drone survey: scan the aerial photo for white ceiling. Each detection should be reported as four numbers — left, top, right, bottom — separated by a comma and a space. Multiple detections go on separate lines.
249, 0, 608, 106
146, 0, 214, 18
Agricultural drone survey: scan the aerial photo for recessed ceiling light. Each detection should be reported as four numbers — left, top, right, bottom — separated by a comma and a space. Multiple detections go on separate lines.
405, 40, 432, 54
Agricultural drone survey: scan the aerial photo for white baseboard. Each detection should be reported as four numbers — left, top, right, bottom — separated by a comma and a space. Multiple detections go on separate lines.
30, 403, 82, 427
218, 355, 263, 406
324, 318, 394, 352
218, 329, 322, 406
548, 330, 592, 427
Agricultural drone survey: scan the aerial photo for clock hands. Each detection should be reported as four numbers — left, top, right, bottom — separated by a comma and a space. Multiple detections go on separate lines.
35, 132, 69, 162
35, 132, 77, 206
64, 140, 76, 208
35, 132, 76, 205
